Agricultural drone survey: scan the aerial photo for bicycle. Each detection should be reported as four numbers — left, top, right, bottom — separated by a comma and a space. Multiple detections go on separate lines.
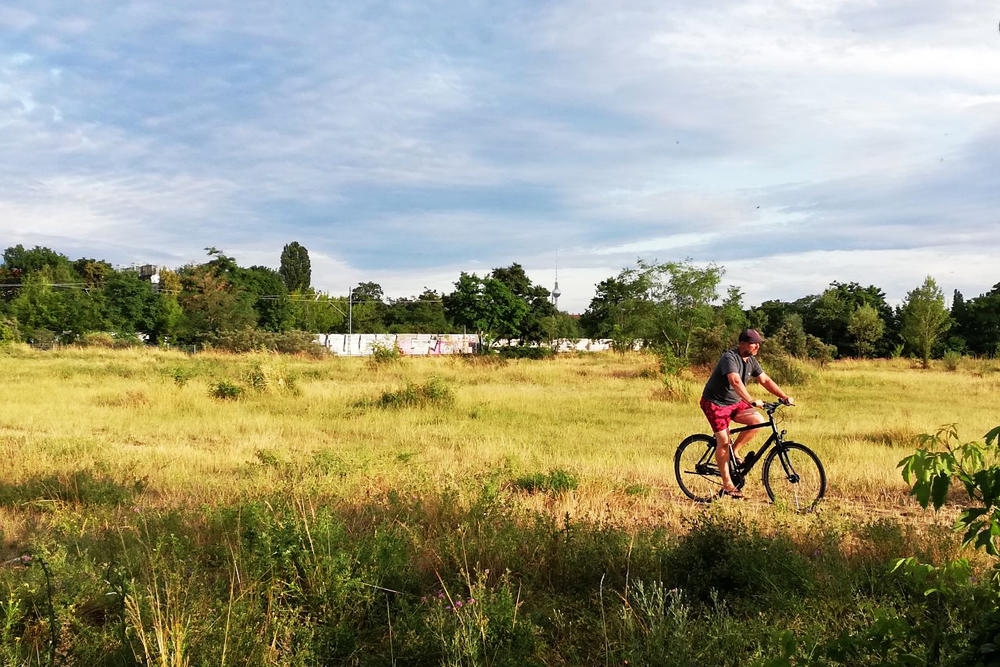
674, 401, 826, 512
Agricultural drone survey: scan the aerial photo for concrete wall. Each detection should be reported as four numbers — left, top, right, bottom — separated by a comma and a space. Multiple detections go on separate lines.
313, 334, 618, 356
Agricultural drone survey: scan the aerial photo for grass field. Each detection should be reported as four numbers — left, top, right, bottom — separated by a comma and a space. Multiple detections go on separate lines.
1, 345, 997, 664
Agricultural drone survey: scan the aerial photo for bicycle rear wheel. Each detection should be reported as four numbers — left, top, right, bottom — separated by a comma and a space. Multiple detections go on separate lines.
674, 434, 724, 502
762, 442, 825, 512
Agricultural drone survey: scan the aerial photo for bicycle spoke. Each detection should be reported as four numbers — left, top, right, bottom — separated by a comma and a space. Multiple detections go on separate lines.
762, 442, 825, 513
674, 435, 723, 502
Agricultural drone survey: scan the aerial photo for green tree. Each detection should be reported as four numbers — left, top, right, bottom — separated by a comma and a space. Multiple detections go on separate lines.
73, 258, 113, 287
646, 260, 723, 358
801, 281, 894, 357
490, 263, 556, 343
350, 282, 386, 333
2, 245, 75, 281
174, 251, 257, 342
443, 272, 528, 349
955, 284, 1000, 356
290, 290, 347, 334
235, 266, 293, 332
772, 313, 809, 357
581, 260, 728, 357
385, 290, 450, 333
102, 270, 160, 334
279, 241, 311, 292
900, 276, 951, 368
9, 271, 106, 340
847, 303, 885, 358
580, 267, 655, 351
544, 311, 583, 342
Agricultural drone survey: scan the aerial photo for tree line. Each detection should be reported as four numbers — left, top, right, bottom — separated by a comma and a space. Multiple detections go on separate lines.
0, 242, 996, 362
580, 260, 999, 366
0, 243, 578, 349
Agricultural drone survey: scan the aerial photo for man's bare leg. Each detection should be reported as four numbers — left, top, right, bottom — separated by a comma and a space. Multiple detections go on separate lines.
714, 430, 740, 493
730, 409, 766, 459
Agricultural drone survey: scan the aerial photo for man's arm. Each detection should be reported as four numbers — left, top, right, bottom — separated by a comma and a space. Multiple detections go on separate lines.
756, 372, 793, 404
726, 372, 757, 404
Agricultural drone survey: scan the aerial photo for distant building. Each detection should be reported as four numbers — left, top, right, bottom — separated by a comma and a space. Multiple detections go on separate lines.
137, 265, 160, 287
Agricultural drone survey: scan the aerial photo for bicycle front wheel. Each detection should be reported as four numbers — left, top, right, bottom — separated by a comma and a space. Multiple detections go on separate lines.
674, 434, 722, 502
762, 442, 825, 512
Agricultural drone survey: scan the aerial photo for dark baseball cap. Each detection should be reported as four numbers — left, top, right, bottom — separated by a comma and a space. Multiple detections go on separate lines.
738, 328, 764, 343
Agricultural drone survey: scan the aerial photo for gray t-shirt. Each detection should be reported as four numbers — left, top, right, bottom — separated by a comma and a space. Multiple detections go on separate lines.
702, 349, 763, 406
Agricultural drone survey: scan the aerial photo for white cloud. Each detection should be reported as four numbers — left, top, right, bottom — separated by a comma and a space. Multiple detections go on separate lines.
0, 0, 996, 315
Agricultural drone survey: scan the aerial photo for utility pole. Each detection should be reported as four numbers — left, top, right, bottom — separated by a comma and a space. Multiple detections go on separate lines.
348, 285, 353, 355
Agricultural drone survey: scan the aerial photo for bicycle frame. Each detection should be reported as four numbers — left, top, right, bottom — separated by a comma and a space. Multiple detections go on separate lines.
728, 411, 786, 466
721, 404, 794, 487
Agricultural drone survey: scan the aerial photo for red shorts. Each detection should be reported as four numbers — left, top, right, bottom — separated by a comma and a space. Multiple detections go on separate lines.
700, 397, 753, 434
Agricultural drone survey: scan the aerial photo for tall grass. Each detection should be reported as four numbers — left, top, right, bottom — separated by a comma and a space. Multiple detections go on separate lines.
0, 345, 996, 661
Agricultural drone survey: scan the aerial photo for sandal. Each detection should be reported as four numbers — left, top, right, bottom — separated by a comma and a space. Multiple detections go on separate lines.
718, 488, 746, 500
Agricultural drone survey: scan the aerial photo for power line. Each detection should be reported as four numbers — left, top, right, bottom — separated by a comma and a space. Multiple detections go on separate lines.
0, 280, 446, 304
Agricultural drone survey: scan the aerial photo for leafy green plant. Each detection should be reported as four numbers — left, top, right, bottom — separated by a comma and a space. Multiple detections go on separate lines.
657, 345, 685, 377
168, 366, 194, 387
369, 342, 402, 365
210, 380, 244, 401
899, 423, 1000, 557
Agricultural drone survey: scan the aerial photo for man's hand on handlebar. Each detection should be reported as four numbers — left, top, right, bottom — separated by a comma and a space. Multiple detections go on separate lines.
780, 396, 795, 406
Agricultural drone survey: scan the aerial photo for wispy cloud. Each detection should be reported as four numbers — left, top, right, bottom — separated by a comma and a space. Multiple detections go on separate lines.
0, 0, 996, 312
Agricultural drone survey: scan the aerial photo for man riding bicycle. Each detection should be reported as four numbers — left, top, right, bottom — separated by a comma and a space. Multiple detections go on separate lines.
700, 328, 793, 499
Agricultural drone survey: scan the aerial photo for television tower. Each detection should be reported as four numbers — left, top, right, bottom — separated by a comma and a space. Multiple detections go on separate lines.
552, 251, 561, 310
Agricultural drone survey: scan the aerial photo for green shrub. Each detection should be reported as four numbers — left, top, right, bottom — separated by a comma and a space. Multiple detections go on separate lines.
112, 332, 144, 348
942, 349, 962, 371
210, 380, 244, 400
209, 328, 327, 357
364, 377, 455, 409
758, 352, 814, 385
805, 334, 836, 365
514, 468, 579, 494
168, 366, 194, 387
657, 346, 686, 376
663, 513, 813, 605
80, 332, 115, 348
369, 342, 402, 365
0, 317, 20, 343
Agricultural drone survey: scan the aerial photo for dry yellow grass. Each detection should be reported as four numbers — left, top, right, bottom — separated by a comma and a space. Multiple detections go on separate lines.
1, 345, 995, 540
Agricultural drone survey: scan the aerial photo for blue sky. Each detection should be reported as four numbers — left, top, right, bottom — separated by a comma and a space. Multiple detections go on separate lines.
2, 1, 998, 312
